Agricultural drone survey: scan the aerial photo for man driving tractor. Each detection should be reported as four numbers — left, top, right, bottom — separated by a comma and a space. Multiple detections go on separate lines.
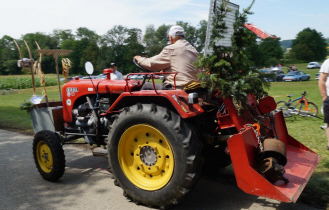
134, 25, 199, 90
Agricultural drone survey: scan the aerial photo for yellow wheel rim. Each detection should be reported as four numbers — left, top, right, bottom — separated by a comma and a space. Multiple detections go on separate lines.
118, 124, 174, 191
36, 141, 54, 173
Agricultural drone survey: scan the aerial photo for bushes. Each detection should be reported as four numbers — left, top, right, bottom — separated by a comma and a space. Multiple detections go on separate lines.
0, 75, 59, 90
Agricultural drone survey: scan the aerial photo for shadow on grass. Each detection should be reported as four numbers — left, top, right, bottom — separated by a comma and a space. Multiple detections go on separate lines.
300, 171, 329, 209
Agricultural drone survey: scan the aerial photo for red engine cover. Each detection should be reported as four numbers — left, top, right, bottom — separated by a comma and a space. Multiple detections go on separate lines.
62, 78, 140, 122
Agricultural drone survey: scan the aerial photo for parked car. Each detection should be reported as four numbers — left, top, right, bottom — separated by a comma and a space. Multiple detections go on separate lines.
129, 75, 145, 80
282, 71, 310, 81
271, 66, 282, 71
259, 69, 285, 82
307, 62, 321, 69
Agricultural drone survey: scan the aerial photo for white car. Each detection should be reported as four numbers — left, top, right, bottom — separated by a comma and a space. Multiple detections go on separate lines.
307, 62, 321, 69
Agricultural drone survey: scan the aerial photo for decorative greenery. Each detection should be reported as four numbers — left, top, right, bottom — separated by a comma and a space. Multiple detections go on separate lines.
196, 0, 269, 106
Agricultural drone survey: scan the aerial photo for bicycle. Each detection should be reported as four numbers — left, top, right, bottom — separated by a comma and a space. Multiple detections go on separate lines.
276, 91, 319, 118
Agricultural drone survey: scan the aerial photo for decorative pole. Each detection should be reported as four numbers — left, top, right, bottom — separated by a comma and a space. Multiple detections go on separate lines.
37, 49, 72, 101
35, 41, 49, 104
23, 40, 36, 95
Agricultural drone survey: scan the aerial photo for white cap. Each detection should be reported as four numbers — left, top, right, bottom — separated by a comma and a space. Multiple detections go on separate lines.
168, 25, 185, 37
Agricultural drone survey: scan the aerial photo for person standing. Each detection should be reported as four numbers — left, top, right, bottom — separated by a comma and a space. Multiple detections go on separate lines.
110, 63, 123, 80
134, 25, 199, 89
318, 58, 329, 150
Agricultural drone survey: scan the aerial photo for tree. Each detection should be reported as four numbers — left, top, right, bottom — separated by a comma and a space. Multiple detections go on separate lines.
143, 25, 162, 56
76, 27, 100, 42
258, 37, 283, 66
122, 28, 145, 73
21, 33, 59, 74
290, 28, 327, 62
195, 20, 208, 52
100, 26, 144, 74
100, 25, 130, 71
196, 0, 268, 104
244, 31, 264, 68
143, 24, 170, 56
0, 35, 20, 74
102, 25, 129, 47
52, 29, 74, 44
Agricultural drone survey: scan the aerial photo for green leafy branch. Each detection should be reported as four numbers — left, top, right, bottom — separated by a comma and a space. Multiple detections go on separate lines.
196, 0, 269, 106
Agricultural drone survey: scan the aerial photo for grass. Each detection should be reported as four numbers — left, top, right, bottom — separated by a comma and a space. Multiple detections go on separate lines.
0, 66, 328, 208
0, 86, 61, 133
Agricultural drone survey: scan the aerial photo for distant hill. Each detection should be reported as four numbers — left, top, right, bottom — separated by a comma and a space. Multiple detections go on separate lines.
280, 40, 293, 49
280, 38, 328, 49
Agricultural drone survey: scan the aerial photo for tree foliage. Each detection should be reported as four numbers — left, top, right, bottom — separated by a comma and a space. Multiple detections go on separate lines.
258, 37, 283, 66
290, 28, 327, 62
196, 0, 269, 105
0, 19, 326, 76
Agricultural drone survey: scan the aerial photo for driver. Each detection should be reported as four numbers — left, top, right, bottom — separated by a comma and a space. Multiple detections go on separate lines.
134, 25, 199, 90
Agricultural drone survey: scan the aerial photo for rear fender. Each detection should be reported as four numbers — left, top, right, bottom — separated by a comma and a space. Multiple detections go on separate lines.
105, 92, 204, 119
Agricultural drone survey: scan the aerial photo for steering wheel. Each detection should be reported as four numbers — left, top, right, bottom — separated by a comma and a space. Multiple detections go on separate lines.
133, 58, 148, 72
132, 58, 151, 87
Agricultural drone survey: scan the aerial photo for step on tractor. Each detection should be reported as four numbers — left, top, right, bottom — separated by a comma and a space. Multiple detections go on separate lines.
31, 61, 319, 209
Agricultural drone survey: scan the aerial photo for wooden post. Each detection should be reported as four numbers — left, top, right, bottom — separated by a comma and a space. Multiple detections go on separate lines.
30, 65, 36, 95
54, 54, 62, 100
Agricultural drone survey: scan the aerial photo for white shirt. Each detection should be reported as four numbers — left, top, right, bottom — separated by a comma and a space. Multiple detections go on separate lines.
110, 70, 123, 80
320, 59, 329, 96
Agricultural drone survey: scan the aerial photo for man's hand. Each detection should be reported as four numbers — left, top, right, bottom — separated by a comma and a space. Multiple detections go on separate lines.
134, 55, 142, 62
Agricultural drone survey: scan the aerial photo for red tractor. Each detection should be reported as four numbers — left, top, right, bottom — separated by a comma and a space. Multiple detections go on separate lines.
31, 62, 319, 209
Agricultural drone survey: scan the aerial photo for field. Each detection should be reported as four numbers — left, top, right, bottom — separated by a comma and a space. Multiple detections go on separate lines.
0, 65, 328, 208
0, 74, 59, 89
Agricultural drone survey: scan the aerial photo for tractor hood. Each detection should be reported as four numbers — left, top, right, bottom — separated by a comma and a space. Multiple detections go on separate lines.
63, 78, 140, 96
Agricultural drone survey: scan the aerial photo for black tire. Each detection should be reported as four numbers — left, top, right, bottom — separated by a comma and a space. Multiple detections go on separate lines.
33, 130, 65, 182
298, 101, 319, 117
276, 101, 292, 118
107, 104, 203, 208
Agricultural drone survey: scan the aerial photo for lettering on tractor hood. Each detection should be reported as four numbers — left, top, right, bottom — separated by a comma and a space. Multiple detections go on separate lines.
66, 87, 79, 97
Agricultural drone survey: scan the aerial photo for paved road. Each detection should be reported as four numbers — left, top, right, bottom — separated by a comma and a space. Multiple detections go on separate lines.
0, 129, 319, 210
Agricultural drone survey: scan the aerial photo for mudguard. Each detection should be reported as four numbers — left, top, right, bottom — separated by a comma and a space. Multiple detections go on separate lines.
228, 111, 319, 202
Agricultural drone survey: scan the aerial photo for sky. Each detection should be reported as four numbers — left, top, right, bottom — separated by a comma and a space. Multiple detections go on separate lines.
0, 0, 328, 40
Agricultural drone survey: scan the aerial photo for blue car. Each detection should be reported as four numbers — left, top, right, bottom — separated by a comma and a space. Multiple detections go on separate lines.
259, 69, 285, 82
282, 71, 310, 82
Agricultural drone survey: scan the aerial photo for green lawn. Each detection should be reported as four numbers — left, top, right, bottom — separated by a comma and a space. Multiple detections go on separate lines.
0, 86, 61, 133
0, 67, 328, 208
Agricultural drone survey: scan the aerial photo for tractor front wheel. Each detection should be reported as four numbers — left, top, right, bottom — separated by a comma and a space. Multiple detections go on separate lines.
33, 130, 65, 182
107, 104, 203, 208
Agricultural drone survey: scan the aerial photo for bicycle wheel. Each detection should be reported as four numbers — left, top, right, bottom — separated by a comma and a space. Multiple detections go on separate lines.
298, 102, 318, 117
276, 101, 293, 117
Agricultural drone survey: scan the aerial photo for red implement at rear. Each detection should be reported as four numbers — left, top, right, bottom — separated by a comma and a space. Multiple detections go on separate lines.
228, 111, 319, 202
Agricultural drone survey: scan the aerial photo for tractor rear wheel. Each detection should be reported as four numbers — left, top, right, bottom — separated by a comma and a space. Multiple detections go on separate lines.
33, 130, 65, 182
107, 104, 203, 208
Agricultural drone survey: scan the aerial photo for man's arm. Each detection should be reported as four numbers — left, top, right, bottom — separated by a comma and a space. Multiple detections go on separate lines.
319, 72, 328, 101
134, 48, 171, 71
